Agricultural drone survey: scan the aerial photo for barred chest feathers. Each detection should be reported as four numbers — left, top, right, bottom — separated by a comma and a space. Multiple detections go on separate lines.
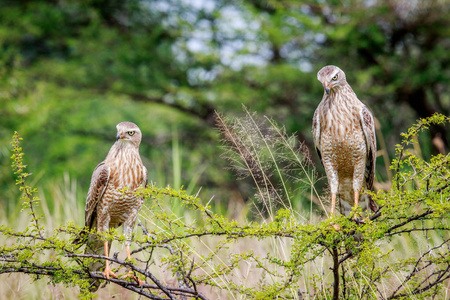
101, 145, 146, 225
107, 144, 145, 190
319, 92, 366, 175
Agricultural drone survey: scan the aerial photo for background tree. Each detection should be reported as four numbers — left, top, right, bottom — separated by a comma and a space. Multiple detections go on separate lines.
1, 0, 448, 212
0, 1, 449, 296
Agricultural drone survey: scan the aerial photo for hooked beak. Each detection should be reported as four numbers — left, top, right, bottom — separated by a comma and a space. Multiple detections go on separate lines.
324, 83, 331, 95
116, 133, 126, 141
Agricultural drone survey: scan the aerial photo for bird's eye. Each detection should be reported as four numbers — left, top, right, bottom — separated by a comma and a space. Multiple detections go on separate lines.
127, 131, 135, 136
332, 75, 338, 81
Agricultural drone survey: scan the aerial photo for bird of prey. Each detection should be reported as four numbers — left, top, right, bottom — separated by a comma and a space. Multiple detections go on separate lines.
312, 65, 377, 220
82, 122, 147, 290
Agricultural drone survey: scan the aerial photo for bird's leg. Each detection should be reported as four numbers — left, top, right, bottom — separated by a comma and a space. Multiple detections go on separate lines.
126, 244, 131, 260
330, 193, 340, 231
122, 244, 144, 286
353, 190, 364, 223
330, 193, 336, 215
103, 241, 117, 280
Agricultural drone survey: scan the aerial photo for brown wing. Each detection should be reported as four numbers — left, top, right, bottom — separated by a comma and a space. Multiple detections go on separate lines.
360, 105, 376, 190
84, 162, 110, 230
312, 107, 323, 164
142, 165, 148, 188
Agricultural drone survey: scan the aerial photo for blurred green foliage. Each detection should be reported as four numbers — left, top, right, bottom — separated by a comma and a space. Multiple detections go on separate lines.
0, 0, 448, 214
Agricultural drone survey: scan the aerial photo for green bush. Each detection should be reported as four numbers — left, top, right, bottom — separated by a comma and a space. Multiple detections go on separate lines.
1, 114, 449, 299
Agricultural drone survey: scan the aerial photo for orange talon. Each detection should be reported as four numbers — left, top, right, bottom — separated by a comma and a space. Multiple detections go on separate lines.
103, 241, 117, 280
123, 271, 144, 286
123, 244, 144, 286
103, 265, 118, 280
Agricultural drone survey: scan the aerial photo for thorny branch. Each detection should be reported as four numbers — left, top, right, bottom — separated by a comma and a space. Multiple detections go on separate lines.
2, 114, 449, 299
1, 227, 209, 300
0, 265, 207, 300
10, 132, 44, 239
387, 238, 450, 299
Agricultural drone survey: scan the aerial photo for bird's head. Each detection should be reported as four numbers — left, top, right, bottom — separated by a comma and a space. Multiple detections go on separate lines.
317, 65, 347, 95
115, 122, 142, 147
